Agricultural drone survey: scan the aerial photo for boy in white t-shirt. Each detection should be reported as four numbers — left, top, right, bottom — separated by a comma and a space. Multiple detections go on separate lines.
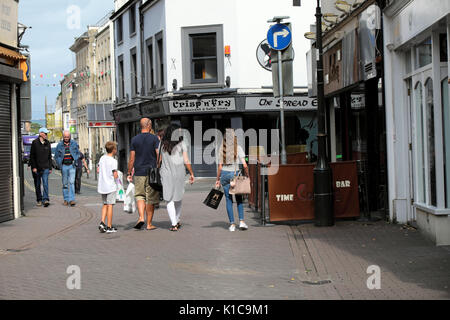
97, 141, 119, 233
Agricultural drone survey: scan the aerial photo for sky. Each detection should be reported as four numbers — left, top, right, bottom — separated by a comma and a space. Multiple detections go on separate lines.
18, 0, 113, 120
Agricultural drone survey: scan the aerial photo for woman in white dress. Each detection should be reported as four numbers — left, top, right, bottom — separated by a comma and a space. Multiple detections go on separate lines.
160, 125, 195, 231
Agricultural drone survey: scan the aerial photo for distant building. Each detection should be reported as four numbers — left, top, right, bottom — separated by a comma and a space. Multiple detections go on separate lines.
69, 11, 116, 166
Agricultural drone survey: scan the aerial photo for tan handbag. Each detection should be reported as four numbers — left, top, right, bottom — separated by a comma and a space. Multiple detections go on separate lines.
229, 171, 251, 195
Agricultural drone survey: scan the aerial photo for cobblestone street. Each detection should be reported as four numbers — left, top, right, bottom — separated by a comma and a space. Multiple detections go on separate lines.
0, 167, 449, 300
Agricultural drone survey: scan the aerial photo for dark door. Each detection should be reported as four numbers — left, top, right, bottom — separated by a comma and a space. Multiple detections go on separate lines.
0, 83, 14, 223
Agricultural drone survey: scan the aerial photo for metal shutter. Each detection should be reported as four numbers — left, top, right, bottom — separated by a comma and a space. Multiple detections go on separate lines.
0, 83, 14, 223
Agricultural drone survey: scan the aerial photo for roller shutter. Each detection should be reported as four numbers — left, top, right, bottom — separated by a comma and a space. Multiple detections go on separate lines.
0, 83, 14, 223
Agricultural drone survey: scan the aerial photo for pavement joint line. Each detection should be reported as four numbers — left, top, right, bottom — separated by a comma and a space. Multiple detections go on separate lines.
1, 203, 94, 255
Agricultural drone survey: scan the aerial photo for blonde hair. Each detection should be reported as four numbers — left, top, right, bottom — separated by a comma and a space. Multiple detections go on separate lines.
221, 129, 238, 165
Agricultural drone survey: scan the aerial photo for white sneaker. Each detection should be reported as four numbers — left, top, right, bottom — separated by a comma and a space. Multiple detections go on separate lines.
239, 221, 248, 230
229, 224, 236, 232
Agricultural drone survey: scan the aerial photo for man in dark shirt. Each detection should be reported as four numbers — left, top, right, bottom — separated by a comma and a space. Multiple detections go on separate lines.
29, 128, 52, 207
75, 152, 90, 194
127, 118, 160, 230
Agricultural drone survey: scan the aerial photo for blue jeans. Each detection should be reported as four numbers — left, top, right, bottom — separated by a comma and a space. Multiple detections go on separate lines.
33, 169, 50, 202
220, 171, 244, 224
62, 164, 76, 202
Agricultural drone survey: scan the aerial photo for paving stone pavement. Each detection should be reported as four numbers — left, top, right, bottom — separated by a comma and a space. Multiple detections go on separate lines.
1, 172, 450, 300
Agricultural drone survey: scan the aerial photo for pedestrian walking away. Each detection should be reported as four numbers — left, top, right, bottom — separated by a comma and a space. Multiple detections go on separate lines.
215, 129, 250, 232
54, 130, 80, 207
97, 141, 119, 234
75, 151, 90, 194
127, 118, 160, 231
29, 127, 53, 207
160, 125, 195, 231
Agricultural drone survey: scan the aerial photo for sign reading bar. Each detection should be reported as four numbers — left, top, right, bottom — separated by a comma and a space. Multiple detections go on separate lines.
169, 98, 236, 113
267, 161, 360, 222
246, 96, 318, 111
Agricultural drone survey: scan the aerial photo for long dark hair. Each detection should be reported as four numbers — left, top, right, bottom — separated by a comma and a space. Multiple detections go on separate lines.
161, 124, 183, 155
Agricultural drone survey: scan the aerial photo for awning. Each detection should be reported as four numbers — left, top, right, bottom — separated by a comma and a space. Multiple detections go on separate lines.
0, 46, 25, 61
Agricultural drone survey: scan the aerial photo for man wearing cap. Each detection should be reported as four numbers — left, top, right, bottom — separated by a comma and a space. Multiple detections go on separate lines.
55, 130, 80, 206
29, 128, 52, 207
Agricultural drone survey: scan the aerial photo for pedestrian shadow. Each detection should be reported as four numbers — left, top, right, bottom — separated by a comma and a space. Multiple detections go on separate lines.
202, 221, 229, 230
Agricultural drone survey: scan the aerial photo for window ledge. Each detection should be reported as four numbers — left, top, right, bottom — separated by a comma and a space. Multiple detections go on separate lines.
117, 40, 124, 47
414, 203, 450, 216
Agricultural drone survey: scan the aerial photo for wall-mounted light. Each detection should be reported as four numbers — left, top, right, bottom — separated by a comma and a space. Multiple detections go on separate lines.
323, 13, 339, 24
352, 0, 365, 8
335, 1, 352, 14
226, 76, 231, 88
172, 79, 177, 90
304, 32, 316, 40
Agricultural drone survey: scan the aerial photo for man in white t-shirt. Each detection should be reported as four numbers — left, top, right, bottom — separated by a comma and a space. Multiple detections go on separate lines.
97, 141, 119, 234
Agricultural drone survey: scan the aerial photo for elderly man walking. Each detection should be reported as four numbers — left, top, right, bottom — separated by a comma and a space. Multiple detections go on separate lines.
127, 118, 160, 230
29, 127, 52, 207
55, 130, 80, 206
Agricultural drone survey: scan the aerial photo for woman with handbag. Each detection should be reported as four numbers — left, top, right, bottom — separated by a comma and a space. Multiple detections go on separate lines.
160, 125, 195, 231
215, 129, 250, 232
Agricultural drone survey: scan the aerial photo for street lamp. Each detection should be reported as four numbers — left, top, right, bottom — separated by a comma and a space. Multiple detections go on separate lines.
313, 0, 334, 227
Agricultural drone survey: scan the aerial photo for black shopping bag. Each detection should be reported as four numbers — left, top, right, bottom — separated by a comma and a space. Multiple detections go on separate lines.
203, 188, 224, 210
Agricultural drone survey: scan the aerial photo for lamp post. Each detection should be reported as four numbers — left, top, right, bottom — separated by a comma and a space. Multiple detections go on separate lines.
314, 0, 334, 227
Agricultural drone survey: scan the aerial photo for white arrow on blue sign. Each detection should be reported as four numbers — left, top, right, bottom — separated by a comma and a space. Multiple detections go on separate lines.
267, 24, 292, 51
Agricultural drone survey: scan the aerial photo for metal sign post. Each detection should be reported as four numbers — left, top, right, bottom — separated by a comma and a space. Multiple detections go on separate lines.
267, 18, 292, 165
277, 49, 287, 165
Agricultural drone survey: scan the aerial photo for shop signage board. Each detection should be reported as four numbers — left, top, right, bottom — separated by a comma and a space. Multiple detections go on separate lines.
267, 161, 360, 221
88, 122, 116, 128
169, 98, 236, 114
245, 96, 318, 111
114, 107, 141, 123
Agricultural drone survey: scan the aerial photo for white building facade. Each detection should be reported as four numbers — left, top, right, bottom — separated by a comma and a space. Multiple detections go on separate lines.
383, 0, 450, 245
111, 0, 318, 176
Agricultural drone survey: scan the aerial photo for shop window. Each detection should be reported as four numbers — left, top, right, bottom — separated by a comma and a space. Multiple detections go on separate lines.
129, 4, 136, 36
117, 16, 123, 44
155, 32, 164, 89
440, 34, 448, 63
146, 38, 155, 93
190, 33, 218, 83
118, 55, 125, 100
442, 78, 450, 208
405, 49, 412, 75
182, 25, 224, 88
130, 48, 138, 96
425, 78, 436, 206
415, 37, 432, 69
425, 78, 437, 206
414, 81, 426, 203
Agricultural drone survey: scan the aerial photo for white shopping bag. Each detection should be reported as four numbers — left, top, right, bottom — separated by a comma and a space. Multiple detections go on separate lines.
115, 171, 125, 202
124, 182, 136, 213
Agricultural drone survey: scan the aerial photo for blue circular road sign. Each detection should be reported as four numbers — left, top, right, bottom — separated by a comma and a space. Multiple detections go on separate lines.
267, 24, 292, 51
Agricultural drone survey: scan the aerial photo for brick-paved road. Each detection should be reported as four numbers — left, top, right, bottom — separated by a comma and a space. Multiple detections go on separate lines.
0, 166, 449, 299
